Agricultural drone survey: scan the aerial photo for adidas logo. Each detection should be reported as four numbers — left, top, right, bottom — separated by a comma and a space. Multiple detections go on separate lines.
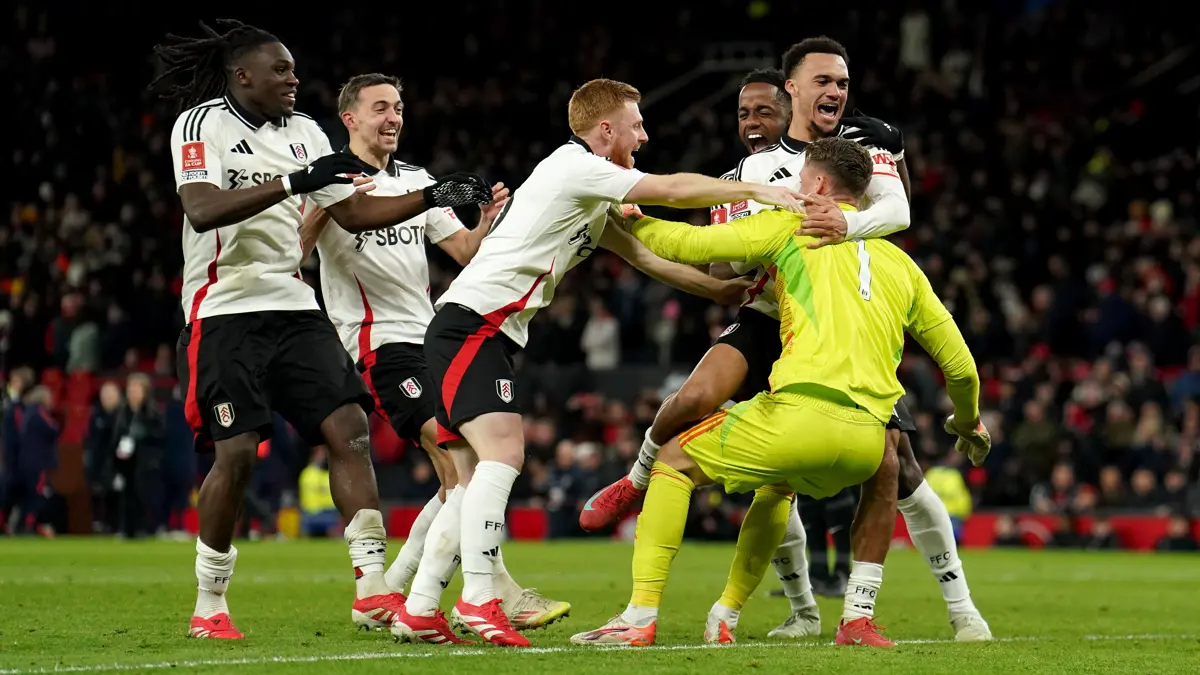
230, 140, 253, 154
939, 571, 959, 583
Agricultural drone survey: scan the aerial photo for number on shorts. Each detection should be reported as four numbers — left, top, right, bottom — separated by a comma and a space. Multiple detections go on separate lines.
857, 240, 872, 301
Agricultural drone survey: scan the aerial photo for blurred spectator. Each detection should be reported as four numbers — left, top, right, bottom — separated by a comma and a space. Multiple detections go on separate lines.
84, 381, 121, 532
925, 450, 972, 541
1155, 515, 1198, 551
992, 515, 1025, 548
299, 447, 339, 538
110, 373, 164, 538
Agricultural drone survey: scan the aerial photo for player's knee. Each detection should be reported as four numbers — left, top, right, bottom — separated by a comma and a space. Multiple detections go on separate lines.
322, 403, 370, 448
212, 436, 259, 483
671, 381, 724, 421
895, 433, 925, 498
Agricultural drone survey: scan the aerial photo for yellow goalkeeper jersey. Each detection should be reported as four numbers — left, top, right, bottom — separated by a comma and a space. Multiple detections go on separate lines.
631, 205, 976, 425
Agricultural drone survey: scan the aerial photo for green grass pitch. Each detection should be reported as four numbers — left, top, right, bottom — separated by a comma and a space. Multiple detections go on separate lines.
1, 539, 1197, 673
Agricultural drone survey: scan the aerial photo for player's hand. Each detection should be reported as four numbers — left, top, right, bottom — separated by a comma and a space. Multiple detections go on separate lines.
287, 153, 366, 195
840, 112, 905, 156
712, 276, 756, 306
795, 193, 848, 248
944, 414, 991, 467
479, 182, 510, 229
352, 175, 376, 194
424, 172, 492, 209
752, 185, 805, 213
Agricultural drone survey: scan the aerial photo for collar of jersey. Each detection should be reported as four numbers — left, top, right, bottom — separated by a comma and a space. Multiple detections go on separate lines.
780, 132, 809, 154
339, 145, 398, 177
568, 135, 595, 154
223, 93, 281, 130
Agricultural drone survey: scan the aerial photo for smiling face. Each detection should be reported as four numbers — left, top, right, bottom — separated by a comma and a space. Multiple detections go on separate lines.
785, 52, 849, 138
737, 82, 787, 154
232, 41, 299, 119
343, 83, 404, 155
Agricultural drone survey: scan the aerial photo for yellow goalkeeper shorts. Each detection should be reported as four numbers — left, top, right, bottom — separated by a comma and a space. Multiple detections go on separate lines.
678, 390, 885, 498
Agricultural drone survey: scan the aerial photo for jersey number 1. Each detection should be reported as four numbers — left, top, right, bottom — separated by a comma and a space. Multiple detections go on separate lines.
857, 240, 872, 301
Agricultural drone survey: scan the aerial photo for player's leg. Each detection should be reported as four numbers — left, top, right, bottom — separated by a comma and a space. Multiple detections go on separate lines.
764, 499, 822, 638
826, 486, 857, 590
835, 429, 899, 648
798, 494, 831, 592
580, 318, 759, 532
419, 304, 530, 647
361, 345, 449, 598
179, 315, 275, 640
892, 402, 991, 641
393, 438, 473, 645
705, 484, 793, 644
267, 311, 400, 630
572, 432, 713, 647
385, 420, 452, 594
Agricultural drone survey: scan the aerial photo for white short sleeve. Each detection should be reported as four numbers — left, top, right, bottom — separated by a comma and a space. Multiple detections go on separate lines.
170, 108, 224, 191
567, 153, 646, 204
304, 127, 355, 208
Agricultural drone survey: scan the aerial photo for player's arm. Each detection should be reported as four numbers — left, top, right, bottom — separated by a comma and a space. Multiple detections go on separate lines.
621, 209, 794, 267
434, 182, 509, 266
709, 263, 740, 280
842, 150, 911, 239
905, 266, 980, 424
896, 158, 911, 202
326, 170, 490, 233
624, 173, 802, 211
170, 114, 290, 233
598, 221, 751, 305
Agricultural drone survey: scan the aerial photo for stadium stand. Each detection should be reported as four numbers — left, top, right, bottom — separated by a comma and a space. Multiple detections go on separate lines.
1, 2, 1197, 549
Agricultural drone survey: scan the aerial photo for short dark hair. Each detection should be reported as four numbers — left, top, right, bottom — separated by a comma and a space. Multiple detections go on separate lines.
740, 68, 790, 110
805, 137, 872, 197
149, 19, 280, 110
338, 73, 403, 113
781, 37, 849, 80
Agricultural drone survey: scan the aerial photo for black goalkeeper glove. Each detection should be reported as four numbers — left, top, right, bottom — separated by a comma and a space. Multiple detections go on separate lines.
286, 154, 365, 195
840, 112, 905, 156
423, 172, 492, 209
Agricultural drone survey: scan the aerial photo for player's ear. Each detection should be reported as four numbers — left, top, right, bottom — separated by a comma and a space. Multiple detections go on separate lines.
232, 66, 250, 88
340, 110, 355, 131
784, 79, 797, 97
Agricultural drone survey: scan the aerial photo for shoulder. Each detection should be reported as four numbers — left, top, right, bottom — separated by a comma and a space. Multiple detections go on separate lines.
284, 111, 330, 138
172, 98, 228, 140
736, 147, 789, 181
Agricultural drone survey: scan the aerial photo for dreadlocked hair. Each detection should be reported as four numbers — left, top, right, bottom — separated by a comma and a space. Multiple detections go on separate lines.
148, 19, 280, 111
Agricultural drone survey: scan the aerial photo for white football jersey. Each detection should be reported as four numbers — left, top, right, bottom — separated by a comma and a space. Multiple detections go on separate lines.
170, 95, 354, 322
709, 127, 907, 320
317, 154, 464, 362
435, 137, 645, 347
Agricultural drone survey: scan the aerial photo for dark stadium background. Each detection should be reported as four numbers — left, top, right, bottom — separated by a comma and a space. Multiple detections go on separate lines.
3, 1, 1198, 550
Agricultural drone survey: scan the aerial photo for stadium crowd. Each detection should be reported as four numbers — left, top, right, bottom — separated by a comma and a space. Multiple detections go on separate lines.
2, 2, 1197, 545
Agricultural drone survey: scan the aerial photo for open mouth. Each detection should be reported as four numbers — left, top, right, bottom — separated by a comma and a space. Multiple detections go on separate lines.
281, 91, 297, 105
746, 132, 770, 153
816, 102, 840, 123
380, 128, 398, 142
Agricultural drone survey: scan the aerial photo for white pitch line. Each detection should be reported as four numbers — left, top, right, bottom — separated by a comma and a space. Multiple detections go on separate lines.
0, 634, 1194, 674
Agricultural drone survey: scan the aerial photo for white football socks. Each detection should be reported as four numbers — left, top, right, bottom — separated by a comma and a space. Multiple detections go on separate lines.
385, 493, 443, 593
628, 431, 660, 490
773, 500, 818, 612
710, 601, 741, 630
842, 561, 883, 622
491, 547, 526, 605
899, 480, 978, 617
194, 539, 237, 618
405, 487, 465, 617
345, 509, 390, 598
460, 461, 519, 606
621, 603, 658, 626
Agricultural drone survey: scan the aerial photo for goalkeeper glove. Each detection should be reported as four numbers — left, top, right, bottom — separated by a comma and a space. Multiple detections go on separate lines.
286, 153, 366, 195
943, 415, 991, 467
840, 112, 905, 156
423, 172, 492, 209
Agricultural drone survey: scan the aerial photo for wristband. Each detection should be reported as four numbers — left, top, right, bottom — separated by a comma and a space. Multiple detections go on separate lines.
281, 175, 294, 197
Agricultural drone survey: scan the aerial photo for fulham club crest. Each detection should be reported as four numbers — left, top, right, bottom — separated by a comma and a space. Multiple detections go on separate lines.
399, 377, 422, 399
495, 379, 514, 403
290, 143, 308, 161
213, 403, 236, 428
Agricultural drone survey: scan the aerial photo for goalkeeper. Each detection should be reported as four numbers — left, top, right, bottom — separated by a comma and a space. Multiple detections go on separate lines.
570, 137, 989, 649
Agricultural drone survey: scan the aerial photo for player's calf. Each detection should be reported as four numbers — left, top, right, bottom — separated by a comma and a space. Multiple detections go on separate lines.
837, 435, 898, 648
190, 437, 258, 639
